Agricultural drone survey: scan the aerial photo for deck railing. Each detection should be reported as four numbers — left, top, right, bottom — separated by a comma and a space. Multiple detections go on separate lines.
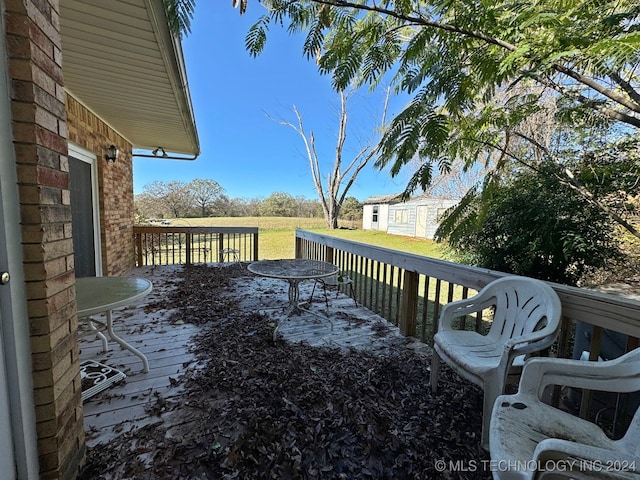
296, 229, 640, 434
133, 226, 258, 266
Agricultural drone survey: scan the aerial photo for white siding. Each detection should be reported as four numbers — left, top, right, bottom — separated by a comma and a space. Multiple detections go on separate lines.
385, 198, 458, 239
362, 204, 390, 231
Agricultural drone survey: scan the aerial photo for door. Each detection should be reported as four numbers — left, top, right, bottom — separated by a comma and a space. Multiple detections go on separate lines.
416, 205, 428, 238
371, 205, 379, 230
0, 298, 16, 480
69, 145, 102, 277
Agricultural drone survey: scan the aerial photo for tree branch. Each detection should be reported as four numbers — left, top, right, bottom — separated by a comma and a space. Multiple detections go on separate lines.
300, 0, 640, 127
611, 72, 640, 107
552, 63, 640, 114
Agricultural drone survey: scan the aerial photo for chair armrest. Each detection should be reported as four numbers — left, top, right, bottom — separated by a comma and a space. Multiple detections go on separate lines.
534, 438, 640, 476
503, 326, 559, 356
497, 330, 559, 375
518, 351, 640, 399
438, 294, 497, 331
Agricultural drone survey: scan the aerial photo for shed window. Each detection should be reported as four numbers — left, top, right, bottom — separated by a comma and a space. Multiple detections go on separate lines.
372, 205, 379, 222
394, 209, 408, 224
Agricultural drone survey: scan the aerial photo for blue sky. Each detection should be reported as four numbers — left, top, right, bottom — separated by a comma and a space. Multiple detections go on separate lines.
132, 1, 411, 202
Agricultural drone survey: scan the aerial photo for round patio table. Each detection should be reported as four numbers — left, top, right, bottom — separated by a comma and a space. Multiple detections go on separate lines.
247, 259, 340, 311
76, 276, 153, 372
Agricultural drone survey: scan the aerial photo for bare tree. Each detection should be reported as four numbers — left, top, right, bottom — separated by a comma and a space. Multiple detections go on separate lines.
142, 180, 192, 218
273, 88, 389, 229
189, 178, 224, 216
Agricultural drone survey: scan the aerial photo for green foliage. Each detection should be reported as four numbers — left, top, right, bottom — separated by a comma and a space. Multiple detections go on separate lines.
163, 0, 196, 36
339, 196, 363, 220
242, 0, 639, 206
257, 192, 301, 217
437, 164, 625, 285
246, 16, 270, 57
136, 185, 327, 220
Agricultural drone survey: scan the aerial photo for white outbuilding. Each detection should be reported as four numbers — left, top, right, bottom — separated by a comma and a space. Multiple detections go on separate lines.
362, 194, 459, 239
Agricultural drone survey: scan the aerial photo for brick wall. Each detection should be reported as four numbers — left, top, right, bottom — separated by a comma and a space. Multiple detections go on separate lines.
65, 95, 136, 276
4, 0, 83, 478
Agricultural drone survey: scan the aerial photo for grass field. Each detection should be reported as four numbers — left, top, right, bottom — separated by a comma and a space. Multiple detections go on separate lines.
163, 217, 462, 339
168, 216, 449, 260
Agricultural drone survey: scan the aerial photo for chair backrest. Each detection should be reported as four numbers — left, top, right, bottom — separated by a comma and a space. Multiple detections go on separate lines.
536, 348, 640, 457
619, 363, 640, 454
322, 274, 351, 287
483, 276, 562, 341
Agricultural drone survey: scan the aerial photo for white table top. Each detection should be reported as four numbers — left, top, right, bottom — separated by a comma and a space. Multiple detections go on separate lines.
75, 277, 153, 317
247, 259, 339, 281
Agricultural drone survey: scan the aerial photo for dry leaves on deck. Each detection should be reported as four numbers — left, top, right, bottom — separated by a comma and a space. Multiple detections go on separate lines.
79, 264, 490, 480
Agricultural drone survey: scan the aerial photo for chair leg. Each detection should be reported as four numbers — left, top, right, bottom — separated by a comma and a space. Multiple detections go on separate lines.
480, 382, 501, 450
310, 280, 317, 303
322, 282, 329, 309
430, 351, 441, 394
310, 280, 330, 309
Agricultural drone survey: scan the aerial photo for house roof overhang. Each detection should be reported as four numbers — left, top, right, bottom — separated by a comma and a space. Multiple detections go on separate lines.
59, 0, 200, 157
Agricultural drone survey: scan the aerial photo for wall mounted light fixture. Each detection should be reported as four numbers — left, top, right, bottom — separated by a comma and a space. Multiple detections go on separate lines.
105, 145, 119, 163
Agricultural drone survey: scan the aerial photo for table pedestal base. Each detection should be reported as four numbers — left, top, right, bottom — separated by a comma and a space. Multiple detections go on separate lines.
81, 311, 150, 373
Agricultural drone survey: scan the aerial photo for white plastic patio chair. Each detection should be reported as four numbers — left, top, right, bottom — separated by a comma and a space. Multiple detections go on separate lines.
490, 347, 640, 480
430, 276, 562, 449
310, 274, 356, 309
219, 247, 241, 267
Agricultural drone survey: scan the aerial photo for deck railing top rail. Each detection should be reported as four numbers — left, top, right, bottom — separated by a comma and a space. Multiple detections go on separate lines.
296, 229, 501, 290
135, 226, 259, 234
295, 229, 640, 337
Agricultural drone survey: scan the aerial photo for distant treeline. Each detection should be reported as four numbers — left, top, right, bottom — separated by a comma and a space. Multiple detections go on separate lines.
134, 179, 363, 221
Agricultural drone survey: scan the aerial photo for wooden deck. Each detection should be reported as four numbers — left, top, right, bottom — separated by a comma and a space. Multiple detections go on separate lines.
79, 265, 431, 447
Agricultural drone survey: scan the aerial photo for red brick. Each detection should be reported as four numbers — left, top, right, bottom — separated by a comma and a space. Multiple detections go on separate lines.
35, 125, 67, 154
4, 12, 29, 35
36, 166, 68, 189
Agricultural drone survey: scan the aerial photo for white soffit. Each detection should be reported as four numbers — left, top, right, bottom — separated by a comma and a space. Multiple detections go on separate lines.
60, 0, 200, 156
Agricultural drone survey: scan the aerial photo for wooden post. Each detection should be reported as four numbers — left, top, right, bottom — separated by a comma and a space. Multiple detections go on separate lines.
326, 246, 334, 264
579, 326, 603, 419
135, 233, 143, 266
185, 232, 191, 265
551, 316, 572, 407
400, 270, 419, 337
253, 231, 259, 261
433, 280, 443, 334
295, 235, 303, 259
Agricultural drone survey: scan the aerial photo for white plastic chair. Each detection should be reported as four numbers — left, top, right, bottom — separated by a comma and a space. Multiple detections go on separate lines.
310, 274, 356, 309
220, 247, 241, 267
430, 276, 562, 449
490, 348, 640, 480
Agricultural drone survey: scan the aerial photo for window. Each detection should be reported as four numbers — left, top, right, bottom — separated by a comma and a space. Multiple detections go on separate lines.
394, 209, 408, 224
372, 205, 379, 222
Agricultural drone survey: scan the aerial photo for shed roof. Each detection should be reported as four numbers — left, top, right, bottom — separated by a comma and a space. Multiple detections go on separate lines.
362, 193, 403, 205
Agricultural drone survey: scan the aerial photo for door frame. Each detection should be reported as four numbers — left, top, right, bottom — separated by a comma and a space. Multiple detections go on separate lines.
0, 3, 41, 477
415, 205, 428, 238
69, 143, 103, 277
371, 205, 379, 230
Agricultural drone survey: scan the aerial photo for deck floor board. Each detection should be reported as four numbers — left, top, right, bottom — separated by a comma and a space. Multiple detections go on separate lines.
80, 265, 431, 448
